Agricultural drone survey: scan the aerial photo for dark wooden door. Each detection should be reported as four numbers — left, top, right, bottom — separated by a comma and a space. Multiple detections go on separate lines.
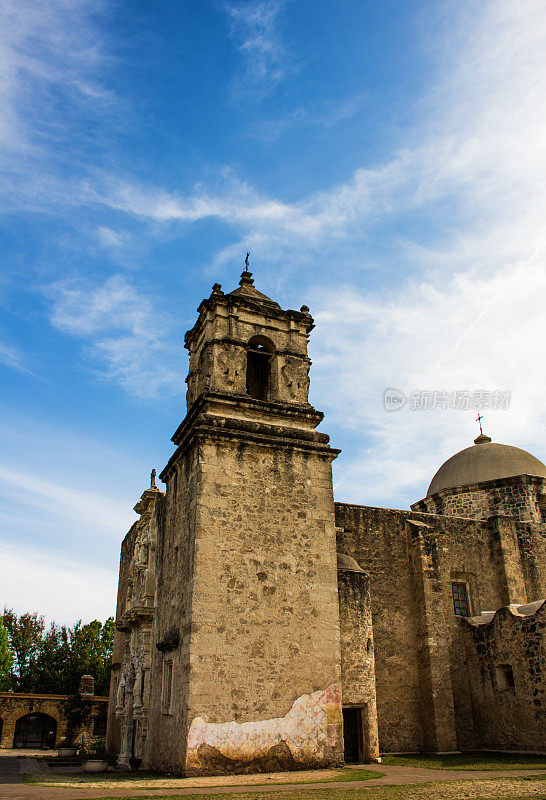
343, 707, 361, 762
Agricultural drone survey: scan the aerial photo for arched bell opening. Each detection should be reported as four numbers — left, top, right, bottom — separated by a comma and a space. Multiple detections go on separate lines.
246, 336, 275, 401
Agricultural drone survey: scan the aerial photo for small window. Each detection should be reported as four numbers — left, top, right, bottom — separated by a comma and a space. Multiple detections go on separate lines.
495, 664, 515, 691
452, 582, 470, 616
540, 506, 546, 524
162, 660, 173, 714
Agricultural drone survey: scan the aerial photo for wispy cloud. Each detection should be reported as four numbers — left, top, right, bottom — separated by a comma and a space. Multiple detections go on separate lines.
248, 93, 367, 143
0, 464, 131, 535
310, 254, 546, 508
0, 542, 117, 626
225, 0, 291, 96
0, 0, 114, 210
0, 340, 30, 374
93, 1, 546, 281
48, 275, 186, 399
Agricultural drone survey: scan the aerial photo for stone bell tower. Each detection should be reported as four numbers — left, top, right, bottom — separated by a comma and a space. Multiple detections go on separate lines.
144, 268, 344, 774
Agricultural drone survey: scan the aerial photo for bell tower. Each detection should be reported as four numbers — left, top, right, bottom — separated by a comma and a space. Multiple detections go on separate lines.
146, 268, 343, 775
184, 269, 313, 409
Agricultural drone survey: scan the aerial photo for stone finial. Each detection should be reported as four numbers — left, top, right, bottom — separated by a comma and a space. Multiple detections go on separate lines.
300, 305, 310, 314
151, 468, 156, 488
474, 433, 492, 445
239, 269, 254, 286
211, 283, 223, 295
79, 674, 94, 696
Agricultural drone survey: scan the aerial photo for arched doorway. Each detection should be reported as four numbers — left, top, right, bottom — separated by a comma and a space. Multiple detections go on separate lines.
13, 713, 57, 749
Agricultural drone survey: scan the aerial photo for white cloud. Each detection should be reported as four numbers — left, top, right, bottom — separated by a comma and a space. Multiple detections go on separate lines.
0, 0, 113, 210
19, 0, 546, 513
310, 255, 546, 508
0, 464, 131, 535
0, 542, 117, 626
0, 340, 29, 374
96, 226, 128, 249
225, 0, 290, 96
248, 93, 367, 143
48, 274, 186, 399
92, 1, 546, 282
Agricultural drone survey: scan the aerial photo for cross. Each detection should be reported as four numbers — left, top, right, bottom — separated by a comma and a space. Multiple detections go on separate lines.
245, 251, 250, 268
476, 413, 484, 435
150, 468, 156, 488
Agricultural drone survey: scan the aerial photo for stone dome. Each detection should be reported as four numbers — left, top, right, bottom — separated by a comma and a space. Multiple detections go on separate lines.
427, 434, 546, 497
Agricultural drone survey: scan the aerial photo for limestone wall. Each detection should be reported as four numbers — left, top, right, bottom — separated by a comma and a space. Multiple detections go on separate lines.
143, 447, 199, 771
106, 521, 138, 758
454, 602, 546, 751
337, 569, 379, 760
334, 503, 545, 753
181, 436, 343, 774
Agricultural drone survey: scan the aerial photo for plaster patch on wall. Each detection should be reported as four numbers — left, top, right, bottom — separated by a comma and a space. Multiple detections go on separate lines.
186, 683, 342, 772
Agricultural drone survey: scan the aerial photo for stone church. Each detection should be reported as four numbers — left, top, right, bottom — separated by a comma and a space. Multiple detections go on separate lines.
106, 269, 546, 774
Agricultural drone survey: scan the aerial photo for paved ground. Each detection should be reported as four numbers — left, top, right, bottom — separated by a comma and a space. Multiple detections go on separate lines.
1, 752, 545, 800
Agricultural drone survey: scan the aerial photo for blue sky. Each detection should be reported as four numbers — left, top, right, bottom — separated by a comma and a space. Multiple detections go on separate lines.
1, 0, 546, 624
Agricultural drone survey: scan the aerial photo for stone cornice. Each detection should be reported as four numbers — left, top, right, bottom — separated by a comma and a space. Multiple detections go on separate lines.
184, 293, 314, 349
171, 391, 324, 445
160, 404, 339, 481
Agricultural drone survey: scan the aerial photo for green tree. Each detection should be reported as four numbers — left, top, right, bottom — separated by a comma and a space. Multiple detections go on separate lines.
1, 609, 114, 695
0, 617, 12, 690
68, 618, 114, 696
34, 622, 72, 694
2, 608, 44, 691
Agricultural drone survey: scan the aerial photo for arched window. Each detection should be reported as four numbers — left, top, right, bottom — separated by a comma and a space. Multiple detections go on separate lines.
246, 336, 274, 400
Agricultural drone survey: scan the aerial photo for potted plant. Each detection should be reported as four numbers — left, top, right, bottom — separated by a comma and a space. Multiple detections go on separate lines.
56, 738, 78, 758
80, 737, 109, 773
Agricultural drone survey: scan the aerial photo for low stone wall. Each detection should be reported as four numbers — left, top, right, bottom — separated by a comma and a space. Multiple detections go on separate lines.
0, 692, 108, 749
455, 601, 546, 751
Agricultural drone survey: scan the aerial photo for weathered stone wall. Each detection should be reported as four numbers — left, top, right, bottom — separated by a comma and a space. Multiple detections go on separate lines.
106, 521, 138, 758
412, 476, 546, 523
142, 449, 198, 772
453, 602, 546, 752
334, 503, 546, 753
180, 435, 343, 774
337, 568, 379, 760
0, 693, 108, 749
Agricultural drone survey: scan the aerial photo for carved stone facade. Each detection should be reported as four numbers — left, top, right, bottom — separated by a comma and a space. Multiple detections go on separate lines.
107, 270, 546, 774
109, 479, 160, 766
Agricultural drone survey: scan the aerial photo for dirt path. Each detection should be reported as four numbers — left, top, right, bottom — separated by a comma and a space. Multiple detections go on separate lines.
2, 764, 546, 800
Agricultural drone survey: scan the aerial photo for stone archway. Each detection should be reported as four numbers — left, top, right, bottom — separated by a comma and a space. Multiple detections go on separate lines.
13, 713, 57, 749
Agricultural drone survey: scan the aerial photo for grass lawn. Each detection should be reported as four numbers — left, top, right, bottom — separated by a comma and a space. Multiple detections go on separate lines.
22, 766, 382, 786
81, 781, 546, 800
381, 753, 546, 771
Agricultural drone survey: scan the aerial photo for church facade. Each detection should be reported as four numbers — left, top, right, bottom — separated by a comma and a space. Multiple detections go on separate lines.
106, 270, 546, 774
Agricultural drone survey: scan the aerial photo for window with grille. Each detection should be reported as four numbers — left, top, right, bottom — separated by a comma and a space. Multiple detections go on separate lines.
452, 582, 470, 616
93, 715, 107, 736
